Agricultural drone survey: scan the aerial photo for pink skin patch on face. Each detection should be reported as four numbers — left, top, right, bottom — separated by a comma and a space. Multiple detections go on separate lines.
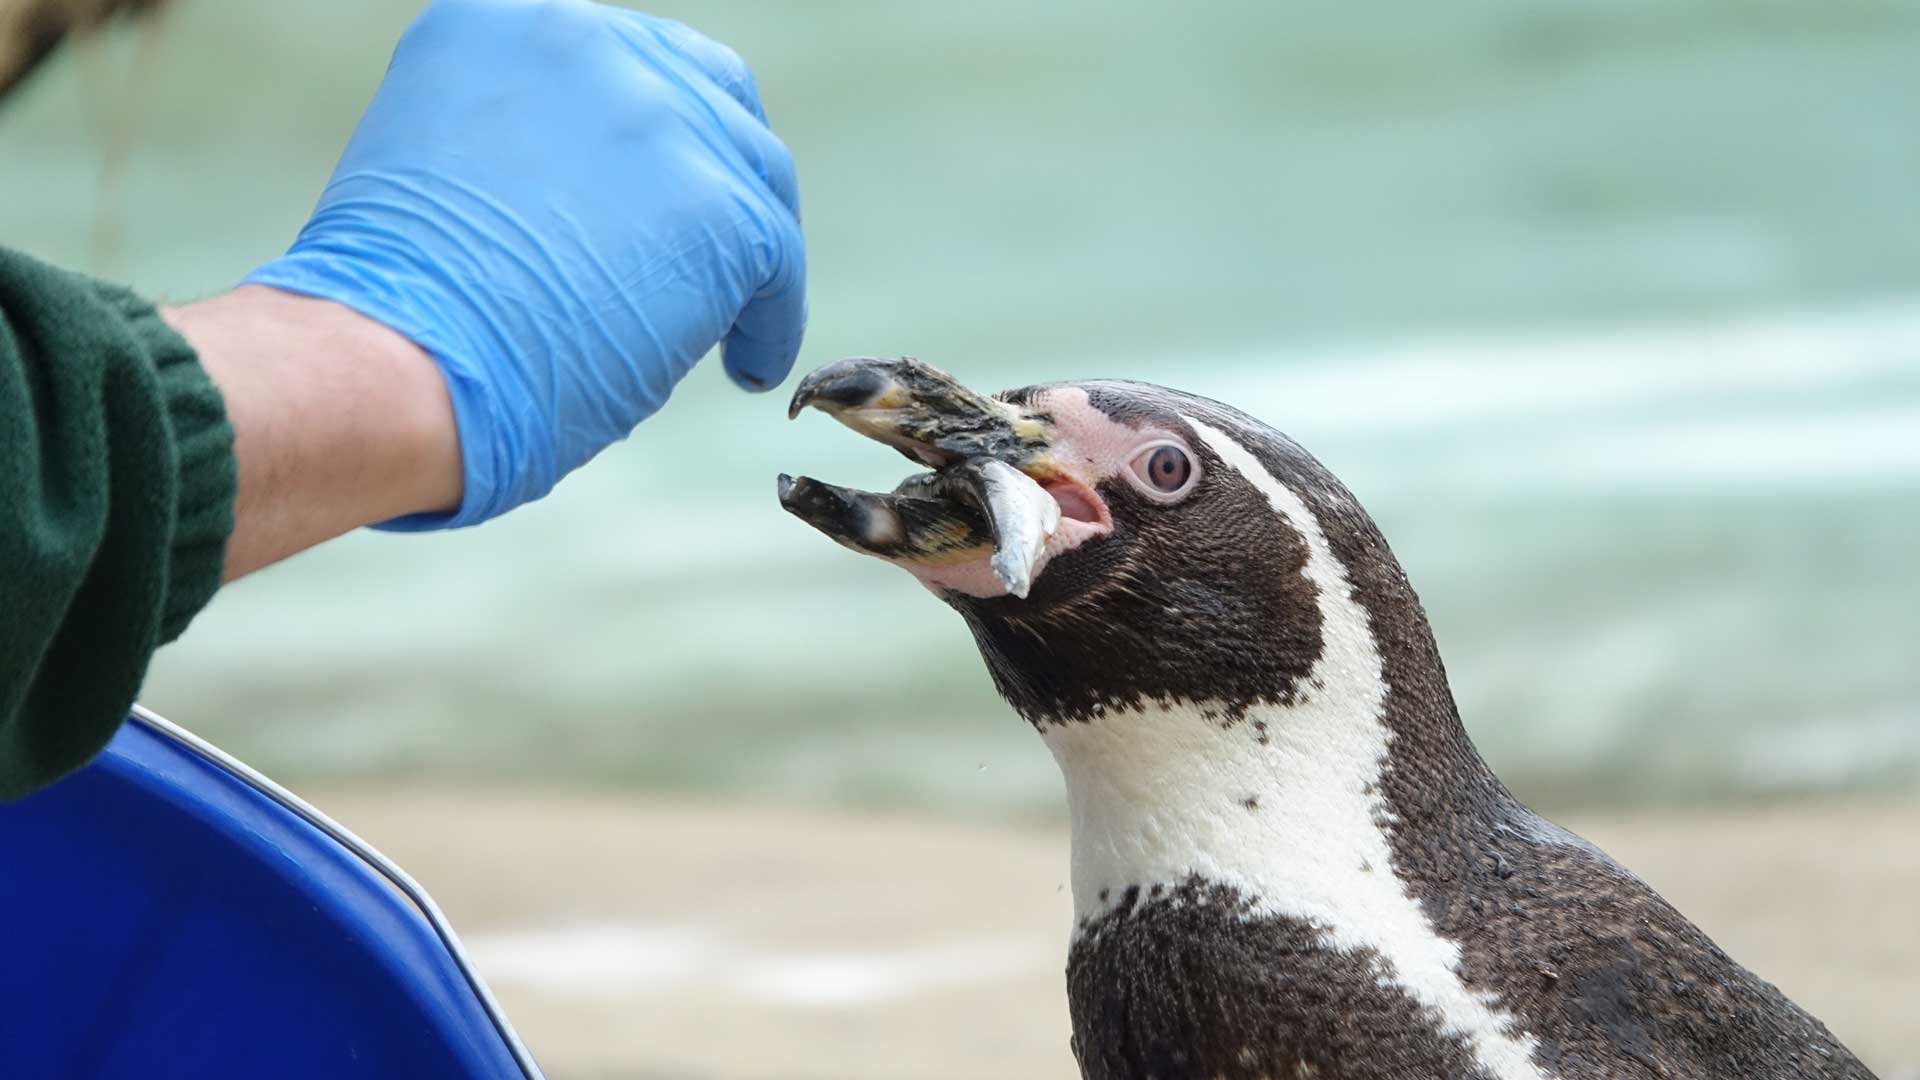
1046, 480, 1107, 528
897, 388, 1185, 600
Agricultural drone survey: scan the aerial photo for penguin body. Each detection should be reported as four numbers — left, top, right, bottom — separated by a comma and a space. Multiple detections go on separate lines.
780, 361, 1876, 1080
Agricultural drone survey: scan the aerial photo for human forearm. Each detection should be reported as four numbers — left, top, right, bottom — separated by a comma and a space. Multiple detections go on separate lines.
0, 271, 454, 799
160, 286, 461, 580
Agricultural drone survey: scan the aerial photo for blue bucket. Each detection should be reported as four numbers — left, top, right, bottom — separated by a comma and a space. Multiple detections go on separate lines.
0, 708, 543, 1079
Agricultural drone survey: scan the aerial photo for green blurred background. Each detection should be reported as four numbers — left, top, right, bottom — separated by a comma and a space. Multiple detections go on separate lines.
4, 0, 1918, 816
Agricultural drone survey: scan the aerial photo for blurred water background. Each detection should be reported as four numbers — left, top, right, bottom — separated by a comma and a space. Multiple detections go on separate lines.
3, 0, 1917, 817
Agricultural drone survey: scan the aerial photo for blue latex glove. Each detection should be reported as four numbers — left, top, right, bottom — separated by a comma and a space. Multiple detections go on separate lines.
245, 0, 805, 528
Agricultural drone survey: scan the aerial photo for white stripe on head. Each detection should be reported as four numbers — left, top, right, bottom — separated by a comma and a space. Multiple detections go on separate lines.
1042, 416, 1544, 1080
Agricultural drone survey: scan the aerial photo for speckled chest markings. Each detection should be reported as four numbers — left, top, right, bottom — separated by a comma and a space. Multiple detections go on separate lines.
1066, 880, 1492, 1080
1041, 418, 1549, 1080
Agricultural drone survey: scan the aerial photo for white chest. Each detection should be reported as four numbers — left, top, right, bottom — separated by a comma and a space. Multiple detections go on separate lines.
1033, 417, 1550, 1080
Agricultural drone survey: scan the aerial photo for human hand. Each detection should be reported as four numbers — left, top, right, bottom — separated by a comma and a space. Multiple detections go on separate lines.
244, 0, 805, 527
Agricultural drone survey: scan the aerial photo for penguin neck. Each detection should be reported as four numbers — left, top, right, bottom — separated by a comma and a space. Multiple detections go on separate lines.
1035, 416, 1510, 929
1037, 621, 1500, 932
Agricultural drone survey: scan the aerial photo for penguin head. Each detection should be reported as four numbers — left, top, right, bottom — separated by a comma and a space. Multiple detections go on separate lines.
781, 359, 1404, 729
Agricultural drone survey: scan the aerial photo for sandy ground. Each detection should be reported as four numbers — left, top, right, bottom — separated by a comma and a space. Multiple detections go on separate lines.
311, 787, 1920, 1080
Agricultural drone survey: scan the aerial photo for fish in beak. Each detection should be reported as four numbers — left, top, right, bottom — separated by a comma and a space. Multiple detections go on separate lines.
778, 358, 1108, 599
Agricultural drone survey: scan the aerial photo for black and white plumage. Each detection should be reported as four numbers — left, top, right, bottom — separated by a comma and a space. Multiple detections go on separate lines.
780, 358, 1876, 1080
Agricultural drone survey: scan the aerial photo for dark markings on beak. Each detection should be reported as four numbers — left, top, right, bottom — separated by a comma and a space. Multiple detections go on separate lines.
786, 360, 895, 418
777, 473, 992, 562
786, 357, 1047, 468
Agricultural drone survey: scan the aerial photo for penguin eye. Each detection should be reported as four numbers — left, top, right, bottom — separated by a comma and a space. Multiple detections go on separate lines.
1125, 441, 1198, 501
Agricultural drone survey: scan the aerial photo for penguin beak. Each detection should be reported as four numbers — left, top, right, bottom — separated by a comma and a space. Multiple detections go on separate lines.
779, 358, 1104, 600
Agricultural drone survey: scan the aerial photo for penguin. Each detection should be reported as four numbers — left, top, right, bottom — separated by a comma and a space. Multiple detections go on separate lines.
778, 357, 1878, 1080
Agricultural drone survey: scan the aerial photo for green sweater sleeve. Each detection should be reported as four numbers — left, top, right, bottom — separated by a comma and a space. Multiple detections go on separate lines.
0, 246, 236, 800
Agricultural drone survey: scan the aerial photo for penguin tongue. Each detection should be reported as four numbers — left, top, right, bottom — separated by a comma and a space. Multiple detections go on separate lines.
776, 456, 1062, 599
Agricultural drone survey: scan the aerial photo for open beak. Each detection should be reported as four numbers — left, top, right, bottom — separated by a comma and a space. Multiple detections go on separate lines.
778, 358, 1095, 599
